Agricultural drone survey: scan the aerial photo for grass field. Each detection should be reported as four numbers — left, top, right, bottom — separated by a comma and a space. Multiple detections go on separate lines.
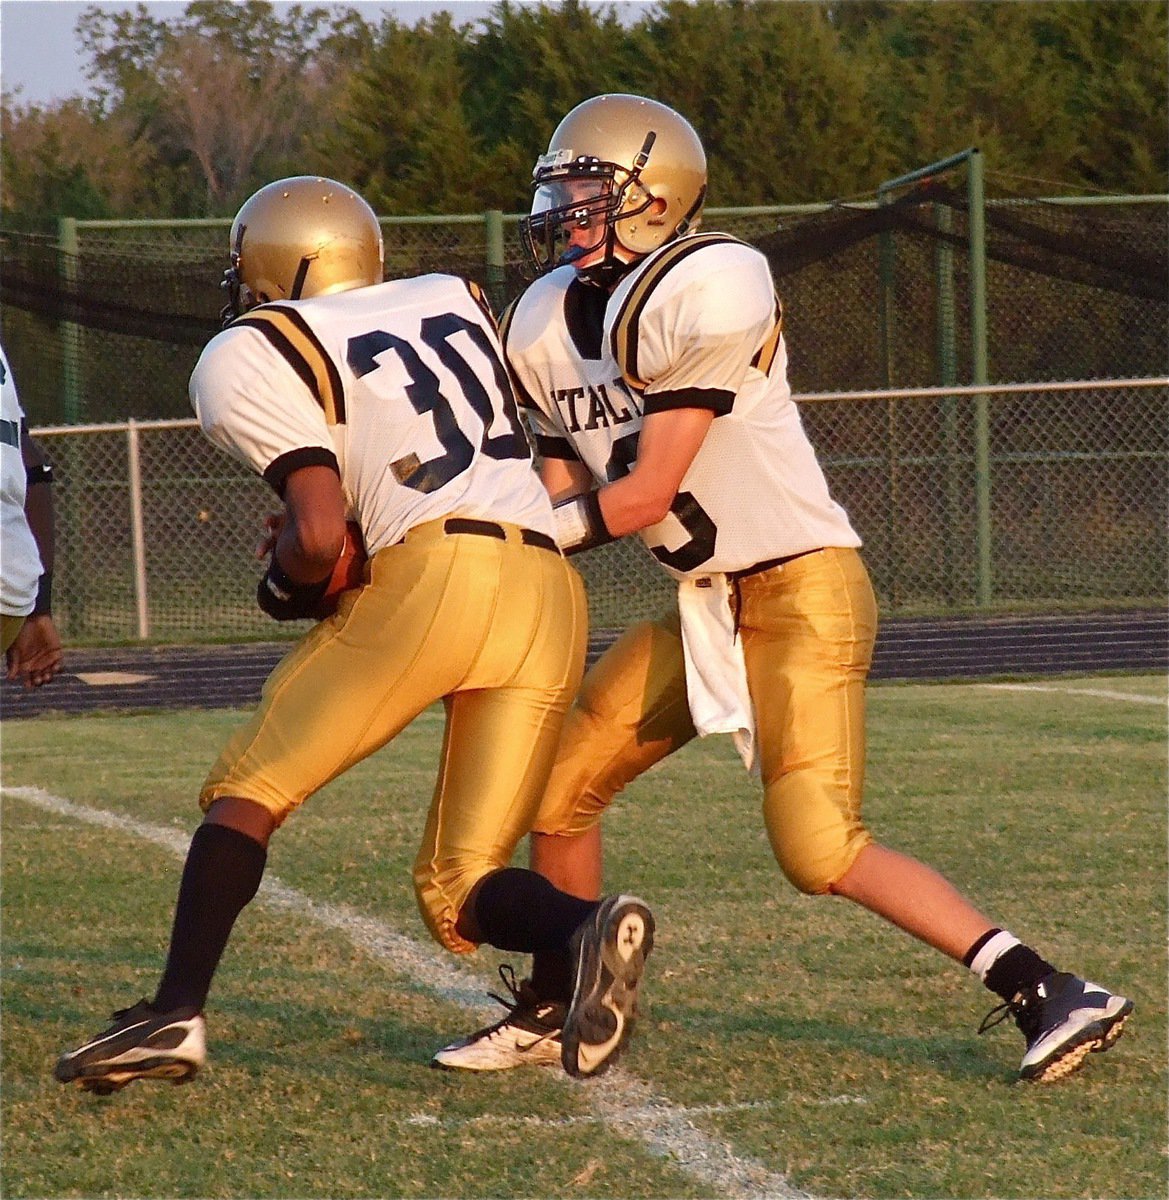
1, 674, 1165, 1199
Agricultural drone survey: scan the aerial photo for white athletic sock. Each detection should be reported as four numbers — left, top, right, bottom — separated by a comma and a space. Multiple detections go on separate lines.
968, 929, 1022, 982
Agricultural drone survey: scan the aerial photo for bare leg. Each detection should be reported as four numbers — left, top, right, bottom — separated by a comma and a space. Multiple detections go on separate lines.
530, 825, 603, 900
830, 842, 994, 961
204, 795, 277, 846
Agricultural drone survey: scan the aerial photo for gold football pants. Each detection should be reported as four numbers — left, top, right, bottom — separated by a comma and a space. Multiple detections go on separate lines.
1, 613, 26, 654
532, 546, 877, 894
201, 517, 588, 953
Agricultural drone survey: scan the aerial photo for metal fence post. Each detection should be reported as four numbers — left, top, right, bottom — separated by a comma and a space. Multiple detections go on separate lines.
967, 149, 992, 606
56, 217, 82, 423
126, 418, 151, 639
484, 210, 506, 312
876, 192, 903, 602
935, 202, 961, 604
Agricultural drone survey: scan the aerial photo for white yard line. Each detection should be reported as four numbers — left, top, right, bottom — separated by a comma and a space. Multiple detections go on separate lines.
2, 785, 811, 1200
978, 682, 1165, 705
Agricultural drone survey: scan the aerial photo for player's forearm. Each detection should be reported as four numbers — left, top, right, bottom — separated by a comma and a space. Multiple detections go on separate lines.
273, 514, 344, 583
549, 474, 667, 555
22, 432, 55, 573
593, 405, 714, 537
24, 480, 55, 573
273, 465, 348, 582
590, 471, 675, 538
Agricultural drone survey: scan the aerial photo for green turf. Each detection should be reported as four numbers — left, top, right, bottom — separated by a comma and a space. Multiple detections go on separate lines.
1, 674, 1165, 1199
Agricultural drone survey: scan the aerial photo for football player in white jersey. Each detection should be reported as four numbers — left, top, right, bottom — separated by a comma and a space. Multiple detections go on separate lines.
54, 176, 655, 1093
433, 95, 1131, 1083
0, 342, 63, 687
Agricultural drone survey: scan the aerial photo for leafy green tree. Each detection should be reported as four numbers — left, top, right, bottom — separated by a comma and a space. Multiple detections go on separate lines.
2, 0, 1165, 224
1036, 1, 1168, 193
74, 0, 371, 214
0, 96, 154, 221
460, 0, 641, 209
623, 0, 893, 204
312, 13, 484, 213
847, 0, 1167, 195
322, 0, 639, 215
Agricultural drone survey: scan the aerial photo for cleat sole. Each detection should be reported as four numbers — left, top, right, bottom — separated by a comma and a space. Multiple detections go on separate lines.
1023, 1001, 1133, 1083
70, 1058, 199, 1094
562, 897, 654, 1079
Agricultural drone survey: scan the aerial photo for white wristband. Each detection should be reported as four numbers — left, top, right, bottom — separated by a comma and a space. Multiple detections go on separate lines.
552, 495, 591, 550
551, 491, 611, 555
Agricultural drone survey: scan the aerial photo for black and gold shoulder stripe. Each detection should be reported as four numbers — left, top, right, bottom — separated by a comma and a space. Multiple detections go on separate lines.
463, 278, 498, 330
235, 304, 346, 425
612, 233, 745, 391
497, 296, 518, 346
751, 298, 784, 377
497, 298, 539, 412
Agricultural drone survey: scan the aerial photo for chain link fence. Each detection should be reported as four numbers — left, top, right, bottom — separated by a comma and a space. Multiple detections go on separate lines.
2, 188, 1165, 643
5, 191, 1165, 423
34, 377, 1167, 645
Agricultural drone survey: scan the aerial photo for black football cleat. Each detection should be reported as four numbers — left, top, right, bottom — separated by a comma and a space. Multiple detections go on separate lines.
54, 1000, 206, 1094
561, 894, 654, 1078
979, 971, 1132, 1082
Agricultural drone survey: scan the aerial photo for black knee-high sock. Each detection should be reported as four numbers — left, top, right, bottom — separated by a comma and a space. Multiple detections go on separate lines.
473, 867, 597, 957
530, 950, 574, 1005
152, 823, 267, 1013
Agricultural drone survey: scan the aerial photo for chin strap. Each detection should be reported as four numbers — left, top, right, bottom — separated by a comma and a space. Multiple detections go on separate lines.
577, 253, 639, 290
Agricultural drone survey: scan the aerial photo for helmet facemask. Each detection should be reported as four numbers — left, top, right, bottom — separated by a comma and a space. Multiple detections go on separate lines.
519, 138, 665, 287
219, 227, 252, 327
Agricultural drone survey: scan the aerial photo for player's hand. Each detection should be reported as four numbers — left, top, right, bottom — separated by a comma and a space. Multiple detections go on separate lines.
6, 614, 64, 689
256, 512, 284, 560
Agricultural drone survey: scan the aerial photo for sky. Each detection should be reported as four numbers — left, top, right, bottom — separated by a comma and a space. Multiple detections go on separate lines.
0, 0, 560, 107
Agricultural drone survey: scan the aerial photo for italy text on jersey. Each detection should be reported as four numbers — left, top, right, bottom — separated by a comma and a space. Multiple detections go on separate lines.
509, 246, 860, 578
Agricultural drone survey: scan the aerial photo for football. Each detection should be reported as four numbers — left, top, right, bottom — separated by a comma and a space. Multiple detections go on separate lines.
313, 520, 368, 619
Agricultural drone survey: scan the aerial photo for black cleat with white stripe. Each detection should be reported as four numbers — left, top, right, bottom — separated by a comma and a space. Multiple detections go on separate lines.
54, 1000, 206, 1094
561, 894, 655, 1079
980, 971, 1133, 1082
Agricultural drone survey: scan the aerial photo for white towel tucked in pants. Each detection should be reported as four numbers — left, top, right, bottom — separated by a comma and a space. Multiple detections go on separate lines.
677, 575, 758, 773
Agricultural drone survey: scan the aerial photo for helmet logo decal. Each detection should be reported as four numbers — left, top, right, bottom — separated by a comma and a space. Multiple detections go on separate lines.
534, 148, 577, 174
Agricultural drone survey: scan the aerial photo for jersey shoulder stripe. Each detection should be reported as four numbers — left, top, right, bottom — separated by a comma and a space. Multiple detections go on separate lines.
498, 296, 519, 355
463, 278, 498, 330
751, 298, 784, 377
612, 233, 746, 391
235, 304, 347, 425
498, 297, 540, 411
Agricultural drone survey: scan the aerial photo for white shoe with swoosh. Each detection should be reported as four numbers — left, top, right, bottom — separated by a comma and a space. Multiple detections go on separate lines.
561, 894, 655, 1078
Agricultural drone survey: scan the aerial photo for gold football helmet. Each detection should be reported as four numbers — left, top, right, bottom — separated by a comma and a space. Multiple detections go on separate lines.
519, 94, 707, 284
221, 176, 384, 323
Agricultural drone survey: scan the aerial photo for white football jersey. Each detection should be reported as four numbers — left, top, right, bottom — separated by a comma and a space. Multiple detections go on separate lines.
0, 344, 43, 616
505, 233, 860, 579
190, 275, 553, 553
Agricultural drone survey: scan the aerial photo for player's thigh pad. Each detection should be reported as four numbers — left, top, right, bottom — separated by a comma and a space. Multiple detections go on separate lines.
411, 531, 588, 952
1, 613, 26, 654
740, 547, 878, 894
531, 609, 696, 838
201, 523, 584, 835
